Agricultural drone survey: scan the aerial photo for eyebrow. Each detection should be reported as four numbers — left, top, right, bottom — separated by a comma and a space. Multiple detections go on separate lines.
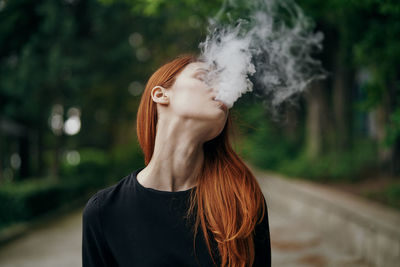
195, 68, 209, 73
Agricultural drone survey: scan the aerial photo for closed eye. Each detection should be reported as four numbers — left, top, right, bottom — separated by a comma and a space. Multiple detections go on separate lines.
194, 71, 207, 81
196, 74, 206, 81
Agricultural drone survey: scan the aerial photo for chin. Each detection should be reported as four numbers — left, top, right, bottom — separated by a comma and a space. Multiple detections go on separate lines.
206, 123, 226, 141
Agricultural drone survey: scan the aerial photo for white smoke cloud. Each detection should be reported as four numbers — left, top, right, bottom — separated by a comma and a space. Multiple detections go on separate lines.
199, 0, 327, 109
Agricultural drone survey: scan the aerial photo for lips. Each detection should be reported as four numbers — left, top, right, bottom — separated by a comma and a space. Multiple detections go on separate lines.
214, 100, 228, 113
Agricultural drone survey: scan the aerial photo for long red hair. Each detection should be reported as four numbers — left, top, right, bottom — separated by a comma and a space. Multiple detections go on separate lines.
136, 55, 266, 267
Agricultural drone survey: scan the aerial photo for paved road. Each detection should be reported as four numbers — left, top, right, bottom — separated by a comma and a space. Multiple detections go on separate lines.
0, 208, 83, 267
268, 204, 371, 267
0, 181, 372, 267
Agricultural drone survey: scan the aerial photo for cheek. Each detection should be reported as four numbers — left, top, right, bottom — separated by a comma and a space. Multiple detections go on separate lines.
172, 88, 207, 112
171, 91, 201, 115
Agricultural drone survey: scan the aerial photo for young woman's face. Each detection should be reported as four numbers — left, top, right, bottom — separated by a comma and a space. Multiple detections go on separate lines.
155, 61, 229, 140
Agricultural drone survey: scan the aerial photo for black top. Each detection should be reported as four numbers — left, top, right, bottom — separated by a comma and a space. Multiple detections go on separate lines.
82, 167, 271, 267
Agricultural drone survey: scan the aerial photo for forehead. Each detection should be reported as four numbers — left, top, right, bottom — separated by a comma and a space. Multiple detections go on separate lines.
181, 62, 208, 74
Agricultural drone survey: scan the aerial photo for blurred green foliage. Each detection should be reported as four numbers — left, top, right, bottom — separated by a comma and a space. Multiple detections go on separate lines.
0, 142, 143, 230
277, 140, 377, 182
234, 95, 377, 182
0, 177, 84, 229
1, 0, 400, 223
364, 183, 400, 210
234, 96, 302, 170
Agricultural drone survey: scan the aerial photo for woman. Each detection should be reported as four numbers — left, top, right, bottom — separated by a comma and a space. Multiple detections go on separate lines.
82, 55, 271, 267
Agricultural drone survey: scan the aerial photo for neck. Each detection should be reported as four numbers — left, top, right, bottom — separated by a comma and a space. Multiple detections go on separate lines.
137, 116, 206, 192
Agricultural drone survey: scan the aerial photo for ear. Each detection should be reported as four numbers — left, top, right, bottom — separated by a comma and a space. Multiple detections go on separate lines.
151, 86, 169, 105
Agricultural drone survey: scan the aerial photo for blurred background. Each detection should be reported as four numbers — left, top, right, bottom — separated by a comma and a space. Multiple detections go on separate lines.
0, 0, 399, 266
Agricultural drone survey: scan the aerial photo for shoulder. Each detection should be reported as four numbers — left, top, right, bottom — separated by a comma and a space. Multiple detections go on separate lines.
82, 191, 103, 231
83, 171, 136, 217
259, 194, 269, 225
254, 194, 270, 236
252, 194, 271, 266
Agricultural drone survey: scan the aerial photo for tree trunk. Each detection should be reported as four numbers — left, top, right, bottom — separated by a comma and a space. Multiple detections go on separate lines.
0, 133, 3, 182
391, 139, 400, 175
305, 80, 331, 159
369, 103, 393, 175
50, 133, 64, 180
19, 135, 30, 179
283, 101, 300, 142
332, 46, 354, 151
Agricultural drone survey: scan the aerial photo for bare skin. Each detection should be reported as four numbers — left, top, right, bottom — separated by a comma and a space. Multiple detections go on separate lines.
137, 62, 229, 192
